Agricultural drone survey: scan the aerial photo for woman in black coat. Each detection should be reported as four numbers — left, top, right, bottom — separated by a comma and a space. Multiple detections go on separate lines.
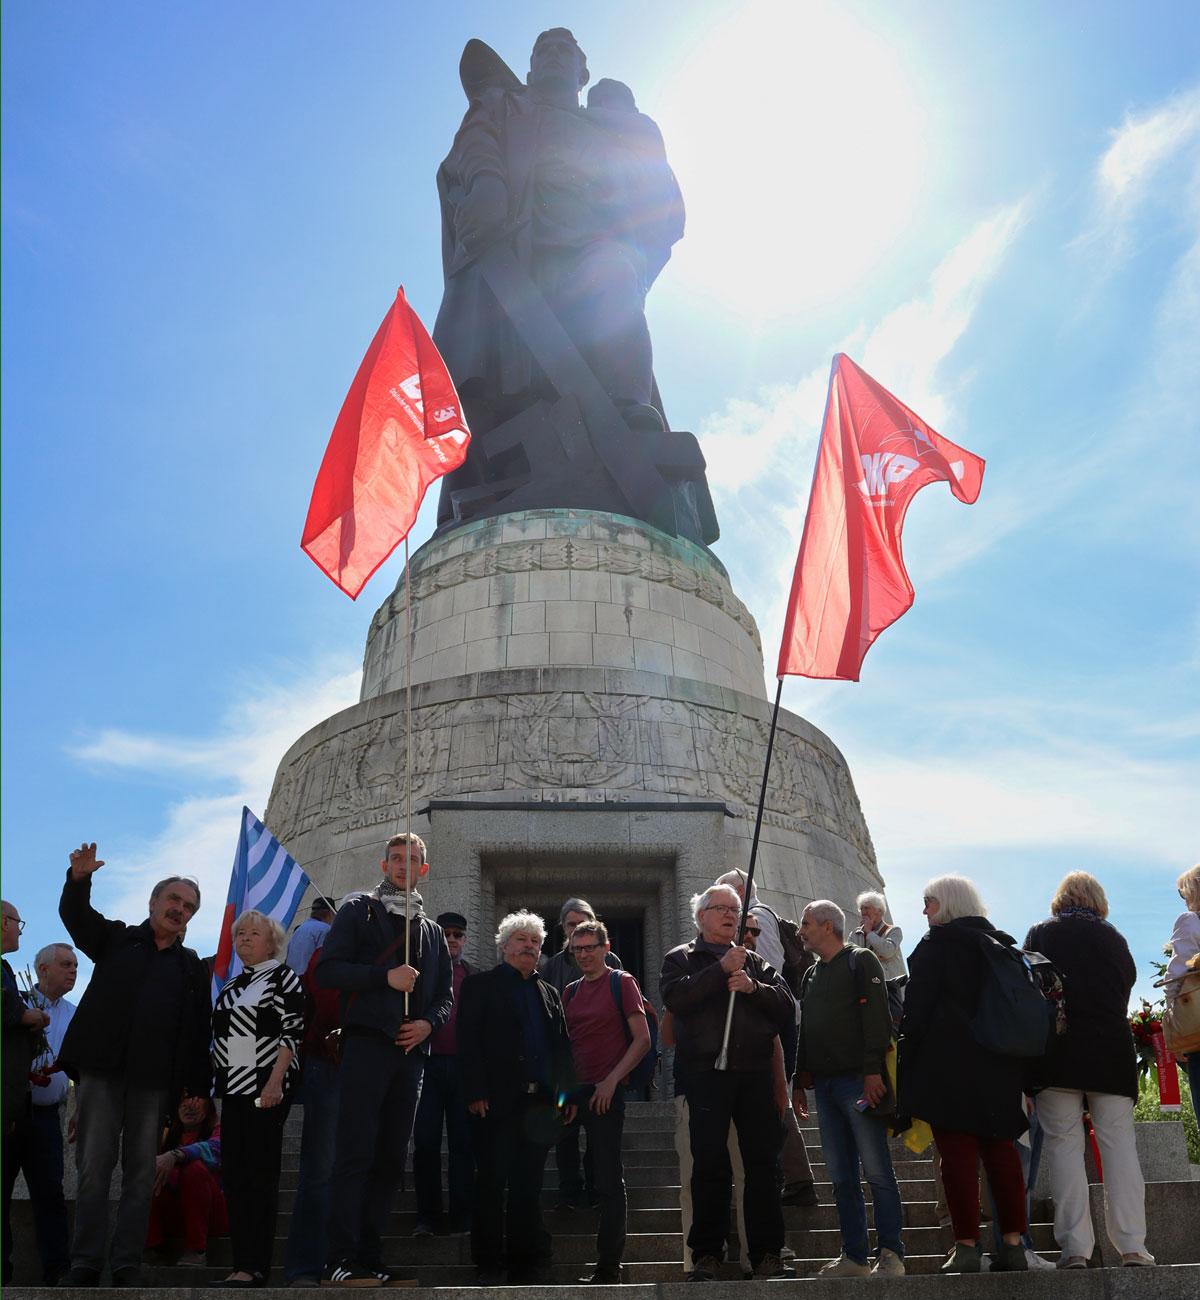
1024, 872, 1153, 1268
898, 874, 1028, 1274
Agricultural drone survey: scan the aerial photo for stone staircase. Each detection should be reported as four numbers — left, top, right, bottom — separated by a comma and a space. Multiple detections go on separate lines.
8, 1094, 1199, 1297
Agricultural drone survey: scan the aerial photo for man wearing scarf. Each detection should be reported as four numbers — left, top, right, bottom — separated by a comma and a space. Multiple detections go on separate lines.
317, 833, 453, 1287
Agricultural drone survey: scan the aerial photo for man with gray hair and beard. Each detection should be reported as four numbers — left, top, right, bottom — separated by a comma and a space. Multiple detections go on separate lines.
56, 844, 212, 1288
794, 899, 904, 1278
661, 883, 795, 1281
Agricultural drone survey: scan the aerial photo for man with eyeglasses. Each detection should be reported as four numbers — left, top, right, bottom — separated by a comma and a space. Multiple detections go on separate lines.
410, 911, 476, 1238
661, 883, 795, 1281
561, 920, 650, 1284
3, 900, 53, 1284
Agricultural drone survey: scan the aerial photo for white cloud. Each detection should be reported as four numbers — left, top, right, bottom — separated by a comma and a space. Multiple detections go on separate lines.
1079, 84, 1200, 260
67, 660, 360, 956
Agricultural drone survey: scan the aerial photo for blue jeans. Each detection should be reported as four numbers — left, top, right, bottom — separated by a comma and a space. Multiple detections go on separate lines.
284, 1059, 341, 1281
813, 1074, 904, 1264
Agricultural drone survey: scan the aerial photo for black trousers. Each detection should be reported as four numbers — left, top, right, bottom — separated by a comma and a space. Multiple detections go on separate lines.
412, 1053, 473, 1227
326, 1033, 424, 1270
2, 1100, 31, 1285
561, 1100, 627, 1268
469, 1099, 556, 1272
220, 1095, 289, 1279
684, 1068, 784, 1267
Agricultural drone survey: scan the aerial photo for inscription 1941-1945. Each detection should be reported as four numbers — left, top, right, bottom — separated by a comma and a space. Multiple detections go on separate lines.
430, 27, 719, 547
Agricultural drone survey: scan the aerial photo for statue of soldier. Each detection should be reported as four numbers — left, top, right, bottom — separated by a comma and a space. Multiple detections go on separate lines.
432, 28, 714, 540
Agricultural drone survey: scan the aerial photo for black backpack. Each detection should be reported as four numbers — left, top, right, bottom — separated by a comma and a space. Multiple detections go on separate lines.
972, 935, 1058, 1058
564, 970, 659, 1090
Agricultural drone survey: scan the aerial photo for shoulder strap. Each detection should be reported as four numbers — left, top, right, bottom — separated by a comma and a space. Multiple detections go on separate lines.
563, 977, 581, 1006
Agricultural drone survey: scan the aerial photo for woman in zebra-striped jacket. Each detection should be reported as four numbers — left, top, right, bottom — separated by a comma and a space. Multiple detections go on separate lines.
210, 909, 305, 1287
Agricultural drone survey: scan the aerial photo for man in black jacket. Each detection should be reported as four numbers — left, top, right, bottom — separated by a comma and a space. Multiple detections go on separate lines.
661, 882, 795, 1281
57, 843, 211, 1287
457, 910, 576, 1285
316, 832, 453, 1287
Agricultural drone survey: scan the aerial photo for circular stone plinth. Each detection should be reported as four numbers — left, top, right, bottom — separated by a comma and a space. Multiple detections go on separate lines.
361, 510, 767, 704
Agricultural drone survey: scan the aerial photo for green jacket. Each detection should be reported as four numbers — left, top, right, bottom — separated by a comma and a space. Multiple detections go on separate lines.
796, 944, 892, 1079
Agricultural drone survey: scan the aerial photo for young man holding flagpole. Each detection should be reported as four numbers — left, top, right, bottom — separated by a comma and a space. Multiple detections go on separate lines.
317, 833, 452, 1288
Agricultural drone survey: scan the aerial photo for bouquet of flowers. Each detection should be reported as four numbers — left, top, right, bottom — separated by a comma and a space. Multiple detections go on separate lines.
1129, 999, 1164, 1081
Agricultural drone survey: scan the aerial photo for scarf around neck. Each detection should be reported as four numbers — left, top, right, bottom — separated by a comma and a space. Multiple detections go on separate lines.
373, 880, 426, 920
1057, 906, 1101, 921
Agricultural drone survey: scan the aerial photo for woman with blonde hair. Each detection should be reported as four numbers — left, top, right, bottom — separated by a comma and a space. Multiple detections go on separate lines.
1024, 872, 1153, 1268
897, 875, 1029, 1273
209, 909, 304, 1287
1166, 864, 1200, 1104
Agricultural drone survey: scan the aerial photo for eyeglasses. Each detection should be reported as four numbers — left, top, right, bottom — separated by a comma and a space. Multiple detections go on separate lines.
744, 927, 762, 937
571, 942, 603, 953
3, 915, 24, 933
704, 904, 740, 915
444, 929, 466, 939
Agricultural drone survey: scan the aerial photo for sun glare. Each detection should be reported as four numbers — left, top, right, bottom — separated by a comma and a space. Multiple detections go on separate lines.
655, 0, 929, 321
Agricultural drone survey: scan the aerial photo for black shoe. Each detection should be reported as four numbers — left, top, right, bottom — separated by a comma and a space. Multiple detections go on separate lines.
58, 1267, 101, 1287
781, 1179, 820, 1207
753, 1253, 793, 1279
580, 1265, 623, 1284
555, 1195, 579, 1212
688, 1255, 721, 1282
371, 1271, 417, 1289
320, 1265, 383, 1288
508, 1263, 553, 1285
111, 1267, 144, 1287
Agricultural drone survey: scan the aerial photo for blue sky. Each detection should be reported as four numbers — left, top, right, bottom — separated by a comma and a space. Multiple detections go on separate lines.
3, 0, 1197, 1005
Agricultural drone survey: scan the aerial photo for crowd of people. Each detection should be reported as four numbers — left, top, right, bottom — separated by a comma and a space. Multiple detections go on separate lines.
2, 843, 1198, 1287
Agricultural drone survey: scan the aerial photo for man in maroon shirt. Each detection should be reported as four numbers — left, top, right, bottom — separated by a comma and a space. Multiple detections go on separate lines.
562, 920, 651, 1284
411, 911, 474, 1235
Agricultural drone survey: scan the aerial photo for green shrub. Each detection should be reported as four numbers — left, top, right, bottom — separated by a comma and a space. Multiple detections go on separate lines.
1133, 1070, 1199, 1163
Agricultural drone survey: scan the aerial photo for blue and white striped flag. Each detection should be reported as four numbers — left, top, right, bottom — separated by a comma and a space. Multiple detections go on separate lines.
211, 806, 310, 1005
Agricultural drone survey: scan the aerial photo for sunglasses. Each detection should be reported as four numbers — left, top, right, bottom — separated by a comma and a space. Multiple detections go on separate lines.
744, 927, 762, 937
444, 929, 466, 939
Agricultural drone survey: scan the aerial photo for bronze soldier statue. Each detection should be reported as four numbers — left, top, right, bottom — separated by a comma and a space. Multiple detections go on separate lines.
433, 29, 718, 545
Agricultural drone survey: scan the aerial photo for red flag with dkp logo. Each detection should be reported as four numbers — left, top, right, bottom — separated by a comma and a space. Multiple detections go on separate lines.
301, 287, 470, 598
777, 353, 985, 681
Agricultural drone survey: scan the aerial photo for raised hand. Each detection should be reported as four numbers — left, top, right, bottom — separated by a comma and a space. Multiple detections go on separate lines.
69, 843, 105, 880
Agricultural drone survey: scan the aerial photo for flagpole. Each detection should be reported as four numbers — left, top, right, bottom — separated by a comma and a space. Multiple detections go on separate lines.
714, 677, 784, 1071
403, 535, 413, 1020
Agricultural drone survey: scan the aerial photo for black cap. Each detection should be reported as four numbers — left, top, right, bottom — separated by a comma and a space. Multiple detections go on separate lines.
312, 896, 337, 914
438, 911, 468, 930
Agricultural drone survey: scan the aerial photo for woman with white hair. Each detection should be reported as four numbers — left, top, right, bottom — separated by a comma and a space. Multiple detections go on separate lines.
209, 910, 304, 1287
848, 891, 906, 982
897, 875, 1029, 1274
1024, 873, 1153, 1268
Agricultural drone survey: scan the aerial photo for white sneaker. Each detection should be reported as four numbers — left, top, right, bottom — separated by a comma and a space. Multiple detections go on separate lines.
818, 1255, 872, 1278
871, 1249, 905, 1277
1025, 1249, 1056, 1271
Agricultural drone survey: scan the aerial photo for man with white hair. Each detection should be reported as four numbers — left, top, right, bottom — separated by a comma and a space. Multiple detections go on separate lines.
14, 944, 78, 1284
661, 883, 795, 1281
795, 900, 904, 1278
848, 891, 907, 982
457, 910, 576, 1285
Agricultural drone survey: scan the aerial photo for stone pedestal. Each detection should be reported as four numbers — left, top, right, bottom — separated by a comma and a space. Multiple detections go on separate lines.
266, 509, 880, 997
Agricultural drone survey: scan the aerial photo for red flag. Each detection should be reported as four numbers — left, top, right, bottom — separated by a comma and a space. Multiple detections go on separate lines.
301, 287, 470, 598
777, 354, 984, 681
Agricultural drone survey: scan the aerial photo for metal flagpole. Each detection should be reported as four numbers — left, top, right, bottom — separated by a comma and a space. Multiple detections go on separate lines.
402, 535, 414, 1020
714, 677, 784, 1071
